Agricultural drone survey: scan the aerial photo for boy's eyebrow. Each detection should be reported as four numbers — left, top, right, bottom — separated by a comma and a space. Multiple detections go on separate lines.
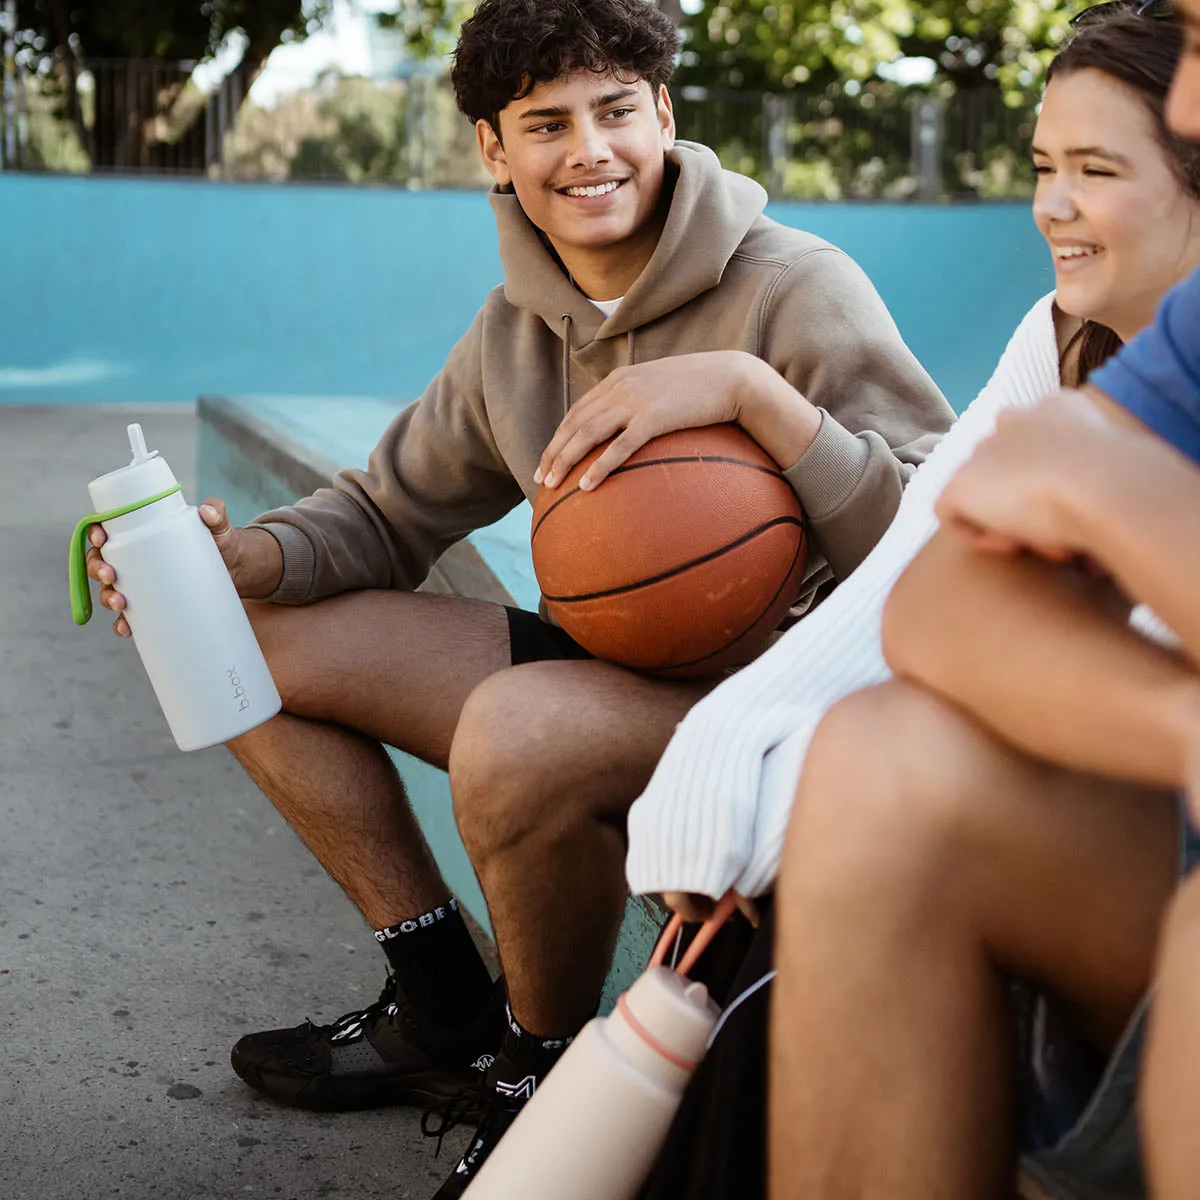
516, 87, 641, 122
1030, 143, 1133, 168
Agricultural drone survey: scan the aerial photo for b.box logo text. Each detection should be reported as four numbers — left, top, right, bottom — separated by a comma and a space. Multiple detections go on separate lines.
228, 667, 250, 711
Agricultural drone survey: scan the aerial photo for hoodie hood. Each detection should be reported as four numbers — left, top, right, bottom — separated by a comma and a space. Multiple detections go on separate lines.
491, 140, 768, 346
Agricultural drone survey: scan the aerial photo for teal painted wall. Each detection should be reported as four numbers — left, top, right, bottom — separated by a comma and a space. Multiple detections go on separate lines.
1, 173, 1051, 413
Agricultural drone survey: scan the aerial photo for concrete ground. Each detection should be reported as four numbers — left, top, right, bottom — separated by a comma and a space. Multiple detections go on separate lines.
0, 405, 467, 1200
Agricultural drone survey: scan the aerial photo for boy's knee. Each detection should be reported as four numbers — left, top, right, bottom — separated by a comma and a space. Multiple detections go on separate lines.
450, 668, 573, 859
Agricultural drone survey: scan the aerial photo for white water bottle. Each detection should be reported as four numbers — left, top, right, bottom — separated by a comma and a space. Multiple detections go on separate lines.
70, 423, 281, 751
463, 900, 734, 1200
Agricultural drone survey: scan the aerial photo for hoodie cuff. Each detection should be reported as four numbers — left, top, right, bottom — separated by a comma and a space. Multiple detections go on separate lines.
781, 409, 871, 519
253, 521, 316, 605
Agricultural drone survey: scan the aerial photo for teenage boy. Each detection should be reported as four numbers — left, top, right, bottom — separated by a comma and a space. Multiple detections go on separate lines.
768, 1, 1200, 1191
87, 0, 952, 1192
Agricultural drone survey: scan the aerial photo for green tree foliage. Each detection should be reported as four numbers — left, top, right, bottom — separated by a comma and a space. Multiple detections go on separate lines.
670, 0, 1077, 199
388, 0, 1075, 104
675, 0, 1075, 104
14, 0, 323, 63
377, 0, 471, 58
387, 0, 1067, 199
11, 0, 330, 167
385, 0, 687, 61
222, 71, 491, 188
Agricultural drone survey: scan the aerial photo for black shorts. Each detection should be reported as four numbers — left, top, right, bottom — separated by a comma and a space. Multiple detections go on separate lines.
505, 607, 594, 666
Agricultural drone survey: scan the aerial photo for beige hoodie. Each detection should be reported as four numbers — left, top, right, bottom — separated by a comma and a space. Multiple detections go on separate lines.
256, 141, 954, 606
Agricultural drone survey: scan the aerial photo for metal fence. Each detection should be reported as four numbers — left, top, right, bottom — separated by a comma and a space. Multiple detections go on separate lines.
0, 57, 1039, 200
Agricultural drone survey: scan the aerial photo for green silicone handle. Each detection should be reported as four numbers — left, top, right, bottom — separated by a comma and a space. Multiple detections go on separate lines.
69, 485, 182, 626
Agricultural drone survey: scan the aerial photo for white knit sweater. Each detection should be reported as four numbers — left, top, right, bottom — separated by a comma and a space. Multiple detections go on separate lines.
626, 294, 1062, 900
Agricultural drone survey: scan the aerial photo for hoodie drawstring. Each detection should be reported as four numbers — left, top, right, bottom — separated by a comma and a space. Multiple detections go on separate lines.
559, 315, 637, 414
560, 314, 573, 417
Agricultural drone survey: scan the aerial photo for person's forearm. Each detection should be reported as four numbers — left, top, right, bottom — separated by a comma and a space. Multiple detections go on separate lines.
732, 353, 823, 467
1061, 416, 1200, 663
234, 525, 286, 599
882, 530, 1200, 788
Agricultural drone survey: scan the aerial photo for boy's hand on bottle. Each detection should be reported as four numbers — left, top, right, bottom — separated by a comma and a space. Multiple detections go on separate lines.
85, 497, 284, 637
195, 499, 284, 600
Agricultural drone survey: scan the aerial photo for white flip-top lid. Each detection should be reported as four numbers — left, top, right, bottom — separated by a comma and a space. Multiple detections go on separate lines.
87, 424, 179, 514
623, 965, 720, 1067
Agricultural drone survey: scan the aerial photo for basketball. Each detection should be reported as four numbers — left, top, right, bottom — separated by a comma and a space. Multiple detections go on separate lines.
531, 423, 808, 679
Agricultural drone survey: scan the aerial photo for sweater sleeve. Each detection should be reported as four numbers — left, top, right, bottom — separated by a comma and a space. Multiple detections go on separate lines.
625, 296, 1061, 900
251, 311, 524, 604
763, 248, 956, 579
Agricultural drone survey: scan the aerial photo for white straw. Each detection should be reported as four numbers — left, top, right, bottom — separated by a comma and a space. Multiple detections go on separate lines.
127, 423, 149, 462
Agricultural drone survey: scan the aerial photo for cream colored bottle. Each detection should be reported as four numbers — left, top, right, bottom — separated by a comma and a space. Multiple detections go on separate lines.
462, 963, 719, 1200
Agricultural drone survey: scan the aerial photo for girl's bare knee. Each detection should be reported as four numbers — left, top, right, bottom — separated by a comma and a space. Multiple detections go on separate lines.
785, 681, 997, 911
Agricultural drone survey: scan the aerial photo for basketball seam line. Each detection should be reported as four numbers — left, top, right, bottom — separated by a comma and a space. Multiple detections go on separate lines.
651, 528, 807, 673
539, 516, 805, 603
530, 454, 785, 542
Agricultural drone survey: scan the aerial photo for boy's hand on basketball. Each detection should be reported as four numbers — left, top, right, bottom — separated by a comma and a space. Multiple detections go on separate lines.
535, 351, 821, 491
85, 498, 283, 636
936, 387, 1130, 562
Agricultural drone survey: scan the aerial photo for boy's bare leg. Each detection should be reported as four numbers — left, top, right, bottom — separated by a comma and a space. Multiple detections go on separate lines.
1143, 867, 1200, 1198
770, 680, 1177, 1200
449, 660, 711, 1036
228, 590, 512, 928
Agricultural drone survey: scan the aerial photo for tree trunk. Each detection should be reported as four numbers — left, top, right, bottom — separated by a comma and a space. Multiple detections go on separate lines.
47, 0, 92, 161
87, 57, 259, 172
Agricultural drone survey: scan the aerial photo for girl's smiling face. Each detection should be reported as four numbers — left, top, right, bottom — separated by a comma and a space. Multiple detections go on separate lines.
1033, 67, 1200, 341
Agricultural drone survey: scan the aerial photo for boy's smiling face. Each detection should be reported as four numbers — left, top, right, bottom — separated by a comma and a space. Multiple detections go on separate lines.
477, 70, 676, 298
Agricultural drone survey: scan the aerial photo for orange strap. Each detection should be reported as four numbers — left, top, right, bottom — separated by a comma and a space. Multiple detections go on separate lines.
616, 993, 700, 1072
648, 892, 739, 977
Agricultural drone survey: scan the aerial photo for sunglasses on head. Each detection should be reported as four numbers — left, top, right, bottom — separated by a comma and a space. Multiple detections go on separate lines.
1070, 0, 1174, 27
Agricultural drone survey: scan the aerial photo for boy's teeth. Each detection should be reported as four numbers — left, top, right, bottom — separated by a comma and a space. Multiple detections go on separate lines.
1057, 246, 1100, 259
565, 181, 620, 197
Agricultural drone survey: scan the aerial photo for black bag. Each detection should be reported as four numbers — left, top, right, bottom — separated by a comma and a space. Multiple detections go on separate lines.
639, 898, 775, 1200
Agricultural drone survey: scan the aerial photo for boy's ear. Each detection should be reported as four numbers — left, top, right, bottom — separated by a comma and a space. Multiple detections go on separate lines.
656, 85, 677, 151
477, 119, 512, 187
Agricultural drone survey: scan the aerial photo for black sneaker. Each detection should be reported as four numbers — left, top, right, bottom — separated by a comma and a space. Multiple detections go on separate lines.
425, 1051, 537, 1199
229, 974, 505, 1112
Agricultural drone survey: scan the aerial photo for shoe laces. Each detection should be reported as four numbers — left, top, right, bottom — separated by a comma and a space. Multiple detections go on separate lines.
316, 974, 403, 1044
420, 1079, 488, 1159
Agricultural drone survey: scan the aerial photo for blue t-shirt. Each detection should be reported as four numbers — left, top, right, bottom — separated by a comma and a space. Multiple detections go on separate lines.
1091, 267, 1200, 466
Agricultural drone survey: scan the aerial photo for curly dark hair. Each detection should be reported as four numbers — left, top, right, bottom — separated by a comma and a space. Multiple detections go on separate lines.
1046, 9, 1200, 384
451, 0, 680, 134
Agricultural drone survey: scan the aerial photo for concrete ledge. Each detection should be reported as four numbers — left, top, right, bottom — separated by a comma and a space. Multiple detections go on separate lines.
197, 393, 666, 1010
200, 396, 514, 606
